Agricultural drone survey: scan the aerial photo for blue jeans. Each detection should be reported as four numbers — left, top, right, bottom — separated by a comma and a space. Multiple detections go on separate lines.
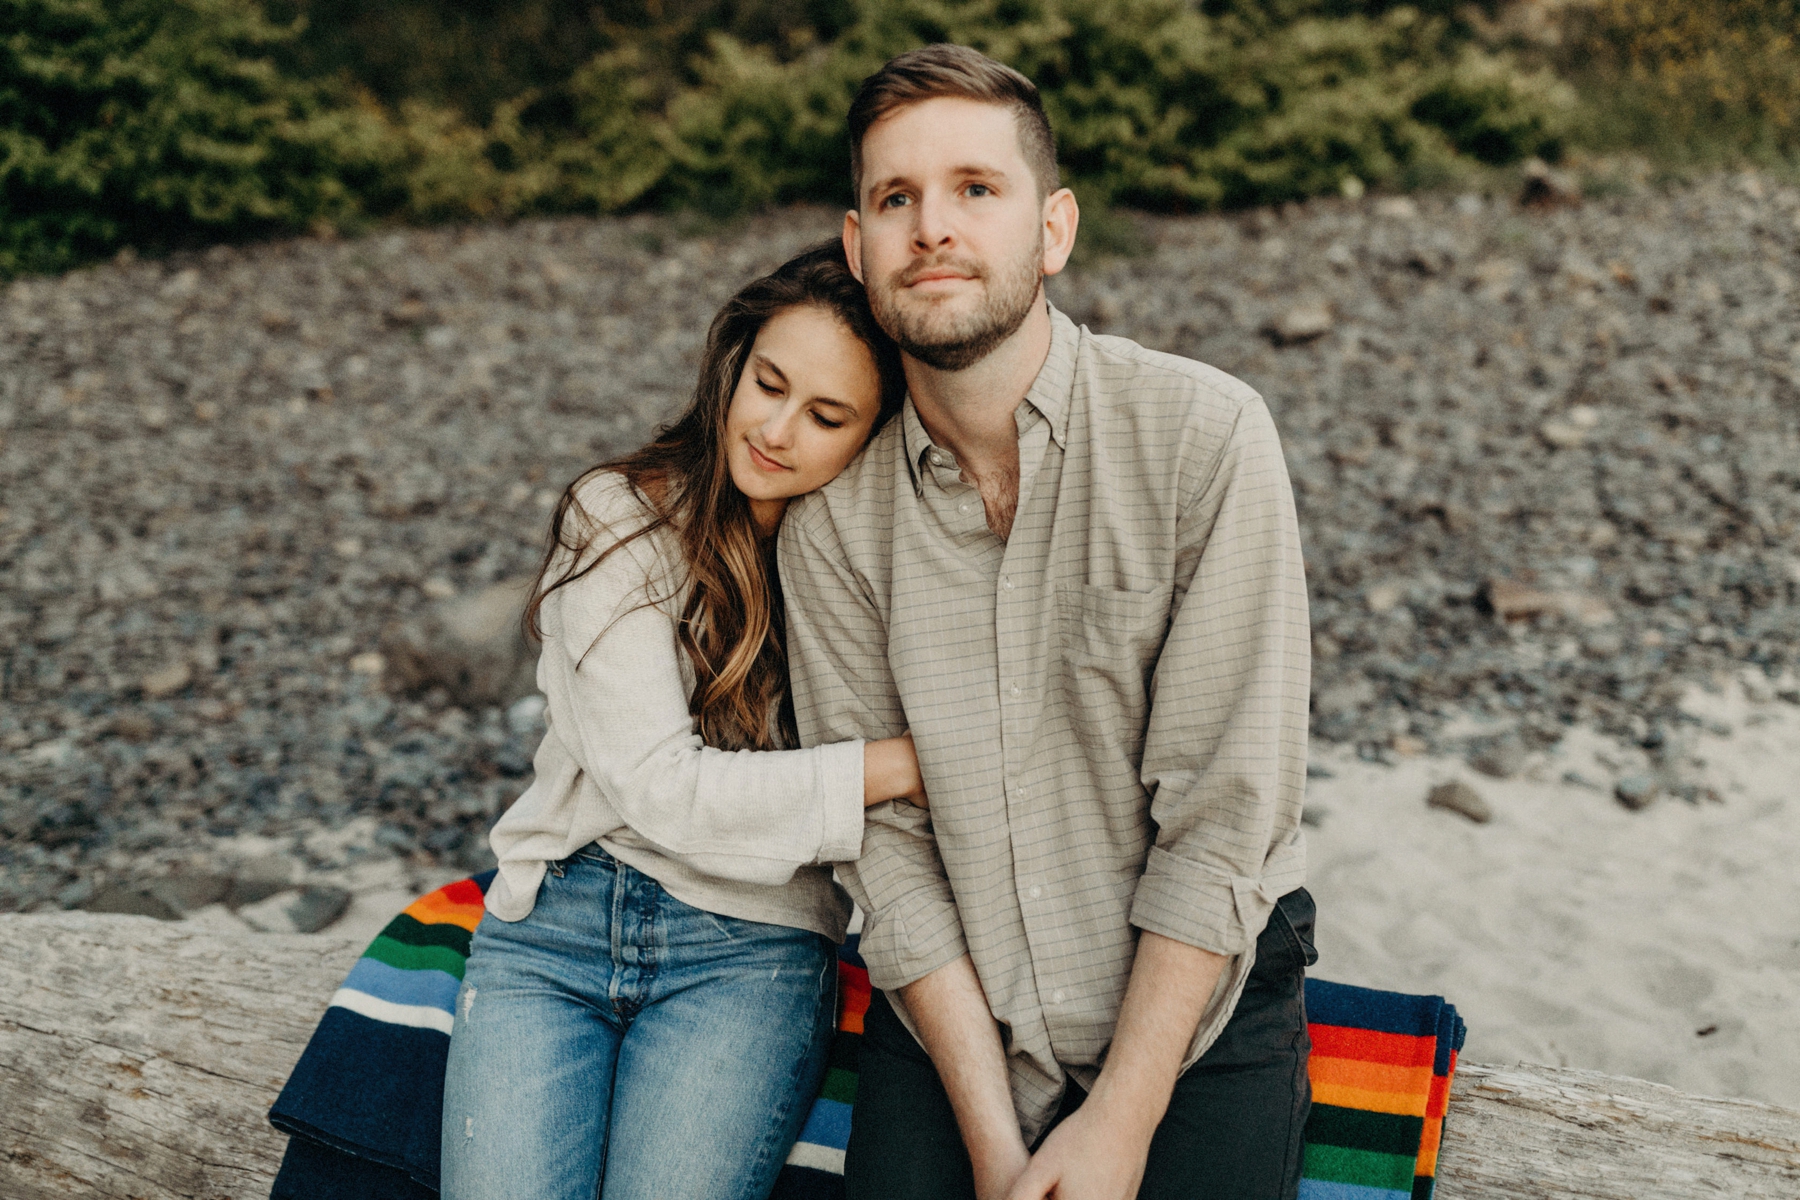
440, 844, 836, 1200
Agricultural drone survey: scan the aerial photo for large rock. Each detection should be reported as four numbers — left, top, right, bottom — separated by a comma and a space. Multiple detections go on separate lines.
381, 575, 540, 707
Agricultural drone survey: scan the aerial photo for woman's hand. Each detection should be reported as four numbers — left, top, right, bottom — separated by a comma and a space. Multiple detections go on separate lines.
863, 733, 928, 809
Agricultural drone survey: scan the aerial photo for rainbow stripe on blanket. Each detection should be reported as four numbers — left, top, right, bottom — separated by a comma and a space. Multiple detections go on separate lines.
771, 939, 872, 1191
327, 879, 486, 1035
1298, 979, 1465, 1200
270, 873, 493, 1199
271, 877, 1463, 1200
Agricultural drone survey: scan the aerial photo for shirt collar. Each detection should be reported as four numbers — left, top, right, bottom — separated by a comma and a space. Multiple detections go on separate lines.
900, 303, 1079, 496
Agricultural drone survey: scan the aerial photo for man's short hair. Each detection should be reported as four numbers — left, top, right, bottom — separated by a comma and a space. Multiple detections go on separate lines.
848, 44, 1061, 203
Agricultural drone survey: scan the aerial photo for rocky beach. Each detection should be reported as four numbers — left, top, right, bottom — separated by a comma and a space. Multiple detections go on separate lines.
3, 174, 1799, 1095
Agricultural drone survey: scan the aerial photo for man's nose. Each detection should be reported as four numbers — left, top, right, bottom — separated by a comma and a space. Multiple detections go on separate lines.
911, 189, 955, 251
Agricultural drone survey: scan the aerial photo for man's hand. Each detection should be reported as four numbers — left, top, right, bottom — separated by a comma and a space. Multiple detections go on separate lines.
973, 1137, 1032, 1200
899, 955, 1032, 1199
1004, 1102, 1149, 1200
1005, 931, 1229, 1199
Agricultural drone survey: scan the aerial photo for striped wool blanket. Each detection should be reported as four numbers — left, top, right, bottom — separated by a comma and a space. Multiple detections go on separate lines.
270, 875, 1463, 1199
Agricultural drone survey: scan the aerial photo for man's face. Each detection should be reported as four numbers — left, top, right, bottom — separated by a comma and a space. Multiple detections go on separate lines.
846, 97, 1062, 372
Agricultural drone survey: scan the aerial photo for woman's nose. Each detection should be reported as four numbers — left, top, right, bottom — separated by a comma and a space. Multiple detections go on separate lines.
762, 403, 799, 448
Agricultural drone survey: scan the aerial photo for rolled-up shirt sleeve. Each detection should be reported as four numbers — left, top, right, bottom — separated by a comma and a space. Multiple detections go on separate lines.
780, 493, 970, 989
1131, 397, 1311, 957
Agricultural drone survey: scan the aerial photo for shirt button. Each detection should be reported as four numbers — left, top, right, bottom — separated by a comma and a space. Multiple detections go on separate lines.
1029, 885, 1043, 899
1002, 577, 1013, 590
1010, 684, 1022, 698
1052, 990, 1066, 1004
959, 502, 971, 514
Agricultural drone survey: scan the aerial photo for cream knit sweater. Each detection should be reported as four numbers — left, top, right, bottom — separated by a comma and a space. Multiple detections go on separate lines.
484, 472, 864, 940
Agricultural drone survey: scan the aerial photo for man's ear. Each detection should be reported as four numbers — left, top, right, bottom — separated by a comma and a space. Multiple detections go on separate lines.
842, 210, 865, 283
1040, 187, 1080, 278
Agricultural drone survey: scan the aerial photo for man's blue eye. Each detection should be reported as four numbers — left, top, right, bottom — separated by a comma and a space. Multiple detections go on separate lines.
966, 184, 990, 197
883, 193, 909, 208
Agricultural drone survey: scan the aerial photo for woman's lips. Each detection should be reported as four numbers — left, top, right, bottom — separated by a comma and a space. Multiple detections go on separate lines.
747, 441, 790, 472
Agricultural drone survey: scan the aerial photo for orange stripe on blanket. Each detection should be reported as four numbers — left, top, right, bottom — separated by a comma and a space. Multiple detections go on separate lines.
1309, 1024, 1439, 1068
403, 890, 485, 931
838, 964, 871, 1035
1416, 1117, 1443, 1175
1309, 1079, 1432, 1118
1309, 1055, 1434, 1098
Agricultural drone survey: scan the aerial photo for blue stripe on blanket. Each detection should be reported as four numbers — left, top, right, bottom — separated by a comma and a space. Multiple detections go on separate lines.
272, 1006, 450, 1193
1305, 978, 1447, 1038
794, 1097, 853, 1152
340, 957, 461, 1014
1298, 1180, 1415, 1200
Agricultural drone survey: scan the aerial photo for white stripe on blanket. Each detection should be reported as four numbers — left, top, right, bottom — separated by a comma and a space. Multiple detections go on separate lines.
784, 1142, 846, 1173
328, 987, 456, 1035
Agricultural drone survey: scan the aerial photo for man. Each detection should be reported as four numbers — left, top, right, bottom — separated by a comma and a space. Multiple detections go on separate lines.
780, 44, 1316, 1200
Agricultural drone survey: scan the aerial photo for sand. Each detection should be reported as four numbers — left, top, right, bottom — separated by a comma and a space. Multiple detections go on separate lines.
1302, 670, 1800, 1109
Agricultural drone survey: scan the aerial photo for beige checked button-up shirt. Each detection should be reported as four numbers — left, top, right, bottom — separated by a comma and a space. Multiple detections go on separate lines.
780, 305, 1310, 1139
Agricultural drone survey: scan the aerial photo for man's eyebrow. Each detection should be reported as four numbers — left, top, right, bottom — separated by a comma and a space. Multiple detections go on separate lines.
868, 164, 1011, 197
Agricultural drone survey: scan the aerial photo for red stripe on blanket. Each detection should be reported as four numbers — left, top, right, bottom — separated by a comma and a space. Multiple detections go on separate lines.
1309, 1023, 1439, 1068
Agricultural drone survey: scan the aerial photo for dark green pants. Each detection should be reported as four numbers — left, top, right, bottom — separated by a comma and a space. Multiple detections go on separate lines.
844, 888, 1316, 1200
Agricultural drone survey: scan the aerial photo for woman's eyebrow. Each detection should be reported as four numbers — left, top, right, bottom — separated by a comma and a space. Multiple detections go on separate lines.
811, 395, 860, 417
751, 352, 789, 386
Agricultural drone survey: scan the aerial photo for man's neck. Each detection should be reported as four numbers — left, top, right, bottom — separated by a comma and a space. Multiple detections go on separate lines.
905, 294, 1052, 539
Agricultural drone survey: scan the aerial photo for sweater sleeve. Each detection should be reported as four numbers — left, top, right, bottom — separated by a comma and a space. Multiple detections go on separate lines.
539, 477, 865, 884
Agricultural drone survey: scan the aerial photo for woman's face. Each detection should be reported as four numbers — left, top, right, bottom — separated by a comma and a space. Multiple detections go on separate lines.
725, 304, 884, 527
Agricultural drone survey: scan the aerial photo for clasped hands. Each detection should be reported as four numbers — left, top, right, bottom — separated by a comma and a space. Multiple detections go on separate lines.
976, 1096, 1155, 1200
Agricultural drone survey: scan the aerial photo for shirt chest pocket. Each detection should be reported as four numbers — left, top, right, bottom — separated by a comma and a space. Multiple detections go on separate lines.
1051, 584, 1172, 762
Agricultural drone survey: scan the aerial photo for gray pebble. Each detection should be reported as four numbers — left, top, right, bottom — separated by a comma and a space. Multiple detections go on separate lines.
1467, 736, 1527, 780
1427, 780, 1493, 824
84, 883, 183, 921
1615, 775, 1660, 810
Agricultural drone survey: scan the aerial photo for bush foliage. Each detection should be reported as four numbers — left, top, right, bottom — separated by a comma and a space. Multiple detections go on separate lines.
1560, 0, 1800, 163
10, 0, 1788, 274
0, 0, 398, 274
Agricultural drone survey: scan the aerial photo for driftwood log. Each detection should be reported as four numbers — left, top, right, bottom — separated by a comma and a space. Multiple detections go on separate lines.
2, 913, 1798, 1199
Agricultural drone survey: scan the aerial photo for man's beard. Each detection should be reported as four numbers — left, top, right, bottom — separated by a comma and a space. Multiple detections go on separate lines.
868, 237, 1043, 372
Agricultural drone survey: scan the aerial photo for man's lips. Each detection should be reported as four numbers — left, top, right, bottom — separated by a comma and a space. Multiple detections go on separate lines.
900, 262, 981, 288
906, 271, 975, 287
746, 441, 790, 472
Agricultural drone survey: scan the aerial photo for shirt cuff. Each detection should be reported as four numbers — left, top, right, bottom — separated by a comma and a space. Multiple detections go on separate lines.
1129, 846, 1279, 958
856, 885, 969, 991
815, 738, 866, 863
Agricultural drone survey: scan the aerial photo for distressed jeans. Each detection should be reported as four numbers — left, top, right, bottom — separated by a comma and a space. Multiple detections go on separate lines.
440, 844, 836, 1200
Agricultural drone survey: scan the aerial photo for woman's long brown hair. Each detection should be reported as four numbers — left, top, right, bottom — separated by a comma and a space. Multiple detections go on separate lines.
525, 242, 906, 751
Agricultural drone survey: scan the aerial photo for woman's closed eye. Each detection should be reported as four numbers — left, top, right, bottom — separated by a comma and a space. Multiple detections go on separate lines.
812, 411, 844, 430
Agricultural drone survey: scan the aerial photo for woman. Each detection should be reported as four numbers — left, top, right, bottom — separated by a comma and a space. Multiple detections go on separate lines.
440, 243, 916, 1200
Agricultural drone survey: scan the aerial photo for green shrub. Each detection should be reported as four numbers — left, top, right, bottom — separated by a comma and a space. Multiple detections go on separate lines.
1561, 0, 1800, 164
0, 0, 1575, 274
0, 0, 400, 274
628, 0, 1570, 212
